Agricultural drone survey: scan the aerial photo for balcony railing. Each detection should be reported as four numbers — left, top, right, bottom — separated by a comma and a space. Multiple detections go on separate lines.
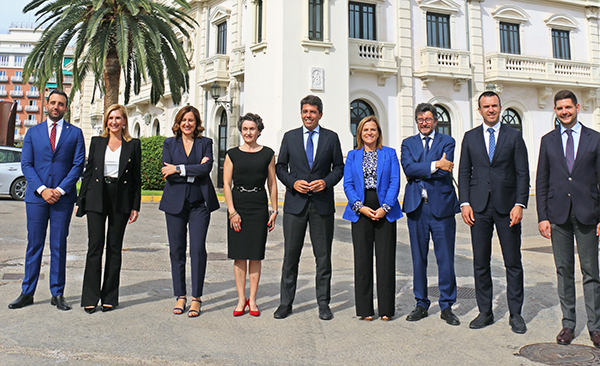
11, 75, 23, 83
0, 90, 7, 96
26, 90, 39, 97
230, 47, 246, 77
198, 54, 230, 87
414, 47, 472, 80
0, 75, 8, 82
348, 39, 397, 86
485, 53, 600, 88
14, 119, 21, 127
16, 105, 23, 112
10, 90, 23, 97
64, 75, 73, 84
47, 77, 57, 83
25, 105, 39, 112
24, 119, 37, 127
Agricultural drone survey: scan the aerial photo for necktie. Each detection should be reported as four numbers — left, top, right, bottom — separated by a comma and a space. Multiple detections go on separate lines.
488, 128, 495, 163
565, 129, 574, 174
50, 122, 57, 152
423, 136, 431, 156
306, 130, 315, 169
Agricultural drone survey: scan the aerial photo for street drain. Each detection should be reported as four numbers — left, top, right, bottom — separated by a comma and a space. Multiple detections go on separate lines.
518, 343, 600, 365
207, 252, 228, 261
428, 286, 477, 299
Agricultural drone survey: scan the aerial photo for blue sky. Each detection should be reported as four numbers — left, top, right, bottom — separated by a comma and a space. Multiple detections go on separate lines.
1, 1, 38, 34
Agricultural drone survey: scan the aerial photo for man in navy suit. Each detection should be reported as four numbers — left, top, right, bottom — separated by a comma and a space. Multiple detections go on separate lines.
458, 91, 529, 333
274, 95, 344, 320
537, 90, 600, 347
9, 89, 85, 311
401, 103, 460, 326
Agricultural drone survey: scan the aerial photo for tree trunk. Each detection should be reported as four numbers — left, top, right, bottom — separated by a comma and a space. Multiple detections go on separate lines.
103, 47, 121, 112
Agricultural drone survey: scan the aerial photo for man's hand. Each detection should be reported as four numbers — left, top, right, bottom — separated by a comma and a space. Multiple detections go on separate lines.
435, 153, 454, 172
293, 180, 310, 194
461, 205, 475, 226
309, 179, 326, 193
538, 220, 551, 239
596, 223, 600, 237
41, 188, 60, 204
509, 205, 523, 227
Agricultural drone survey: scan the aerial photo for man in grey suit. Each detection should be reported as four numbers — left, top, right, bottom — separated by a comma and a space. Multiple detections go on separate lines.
274, 95, 344, 320
537, 90, 600, 347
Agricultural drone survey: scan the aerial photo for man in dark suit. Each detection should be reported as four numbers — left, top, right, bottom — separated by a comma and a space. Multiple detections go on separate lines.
9, 89, 85, 311
458, 91, 529, 333
537, 90, 600, 347
275, 95, 344, 320
401, 103, 460, 326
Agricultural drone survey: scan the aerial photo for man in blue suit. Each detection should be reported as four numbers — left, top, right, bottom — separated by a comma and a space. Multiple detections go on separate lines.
9, 89, 85, 311
401, 103, 460, 325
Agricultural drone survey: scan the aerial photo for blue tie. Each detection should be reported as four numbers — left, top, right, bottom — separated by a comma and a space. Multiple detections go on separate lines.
423, 136, 431, 157
488, 128, 495, 163
306, 130, 315, 169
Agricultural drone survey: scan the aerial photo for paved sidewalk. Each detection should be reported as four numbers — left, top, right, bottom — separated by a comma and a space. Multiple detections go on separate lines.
0, 198, 591, 365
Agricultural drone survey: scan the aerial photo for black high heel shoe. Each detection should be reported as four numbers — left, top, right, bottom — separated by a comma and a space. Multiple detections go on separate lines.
84, 306, 96, 314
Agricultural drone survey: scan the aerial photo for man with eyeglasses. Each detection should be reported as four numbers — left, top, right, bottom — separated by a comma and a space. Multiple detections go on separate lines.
458, 91, 529, 334
401, 103, 461, 326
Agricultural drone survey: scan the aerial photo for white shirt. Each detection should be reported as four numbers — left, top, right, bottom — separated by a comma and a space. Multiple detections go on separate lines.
36, 118, 66, 195
560, 121, 581, 158
104, 145, 121, 178
419, 130, 438, 174
303, 125, 320, 161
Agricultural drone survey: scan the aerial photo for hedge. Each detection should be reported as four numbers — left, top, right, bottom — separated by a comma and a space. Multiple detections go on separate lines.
140, 135, 166, 191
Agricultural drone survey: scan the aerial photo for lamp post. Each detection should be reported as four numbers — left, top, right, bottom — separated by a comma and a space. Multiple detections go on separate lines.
210, 81, 231, 112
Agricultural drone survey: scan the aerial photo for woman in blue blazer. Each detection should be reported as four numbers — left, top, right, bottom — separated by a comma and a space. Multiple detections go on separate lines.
159, 106, 219, 317
343, 116, 402, 321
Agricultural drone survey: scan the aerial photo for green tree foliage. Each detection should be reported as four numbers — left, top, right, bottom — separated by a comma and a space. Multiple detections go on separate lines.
22, 0, 196, 112
140, 135, 166, 191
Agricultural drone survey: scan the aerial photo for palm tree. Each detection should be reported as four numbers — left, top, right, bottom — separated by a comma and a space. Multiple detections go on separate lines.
23, 0, 196, 112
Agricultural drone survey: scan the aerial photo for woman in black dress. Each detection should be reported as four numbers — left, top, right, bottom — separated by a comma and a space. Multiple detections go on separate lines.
223, 113, 278, 317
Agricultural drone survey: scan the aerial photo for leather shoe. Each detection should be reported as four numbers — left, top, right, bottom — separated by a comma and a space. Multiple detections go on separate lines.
318, 306, 333, 321
556, 328, 574, 345
590, 331, 600, 348
509, 314, 527, 334
469, 312, 494, 329
440, 308, 460, 326
8, 294, 33, 309
406, 306, 428, 322
273, 305, 292, 319
51, 295, 72, 311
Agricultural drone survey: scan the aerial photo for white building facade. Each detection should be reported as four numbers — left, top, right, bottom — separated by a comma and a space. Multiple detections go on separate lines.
70, 0, 600, 195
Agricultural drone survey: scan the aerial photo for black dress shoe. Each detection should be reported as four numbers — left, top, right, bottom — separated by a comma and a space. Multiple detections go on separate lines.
406, 306, 428, 322
469, 312, 494, 329
318, 306, 333, 321
51, 295, 72, 311
509, 314, 527, 334
8, 294, 33, 309
273, 305, 292, 319
557, 328, 575, 345
440, 308, 460, 326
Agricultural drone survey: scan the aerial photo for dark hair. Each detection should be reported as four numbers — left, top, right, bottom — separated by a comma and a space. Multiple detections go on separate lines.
355, 115, 383, 150
554, 90, 578, 106
48, 89, 68, 105
478, 91, 501, 108
415, 103, 438, 119
300, 95, 323, 114
238, 113, 264, 132
172, 106, 204, 138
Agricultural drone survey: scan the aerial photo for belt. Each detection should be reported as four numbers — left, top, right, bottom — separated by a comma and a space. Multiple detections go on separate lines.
422, 196, 429, 204
234, 186, 263, 193
104, 176, 118, 184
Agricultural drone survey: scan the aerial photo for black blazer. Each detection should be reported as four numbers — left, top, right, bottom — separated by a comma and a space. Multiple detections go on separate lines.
276, 126, 344, 215
458, 124, 529, 214
536, 124, 600, 226
159, 136, 220, 215
77, 136, 142, 215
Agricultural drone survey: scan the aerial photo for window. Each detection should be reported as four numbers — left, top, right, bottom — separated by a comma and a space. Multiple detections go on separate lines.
217, 22, 227, 55
29, 100, 36, 106
499, 22, 520, 54
435, 105, 451, 136
257, 0, 264, 43
350, 99, 374, 148
0, 149, 21, 163
14, 85, 21, 92
502, 108, 522, 132
0, 85, 5, 91
0, 71, 5, 76
30, 86, 37, 92
14, 57, 25, 67
217, 110, 228, 188
27, 114, 35, 120
153, 120, 160, 136
15, 71, 22, 77
349, 2, 376, 41
0, 56, 9, 66
552, 29, 571, 60
309, 0, 323, 41
427, 12, 450, 48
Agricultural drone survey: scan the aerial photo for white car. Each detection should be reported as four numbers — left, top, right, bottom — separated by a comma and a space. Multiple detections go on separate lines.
0, 146, 26, 200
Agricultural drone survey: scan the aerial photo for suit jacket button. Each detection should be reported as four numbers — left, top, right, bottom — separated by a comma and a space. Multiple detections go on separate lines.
96, 179, 99, 182
568, 193, 571, 197
125, 170, 128, 173
568, 177, 572, 181
124, 181, 127, 184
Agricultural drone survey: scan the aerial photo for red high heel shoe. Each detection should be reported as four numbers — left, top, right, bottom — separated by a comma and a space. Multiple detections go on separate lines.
233, 299, 248, 317
249, 302, 260, 317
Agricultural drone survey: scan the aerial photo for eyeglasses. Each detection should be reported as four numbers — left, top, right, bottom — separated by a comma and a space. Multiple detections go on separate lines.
416, 118, 435, 124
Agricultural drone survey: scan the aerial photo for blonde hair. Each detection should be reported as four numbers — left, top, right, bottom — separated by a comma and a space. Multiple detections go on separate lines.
355, 115, 383, 150
101, 104, 132, 142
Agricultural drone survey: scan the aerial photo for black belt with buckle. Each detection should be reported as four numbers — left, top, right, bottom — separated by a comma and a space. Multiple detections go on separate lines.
422, 197, 429, 204
234, 186, 263, 192
104, 176, 118, 184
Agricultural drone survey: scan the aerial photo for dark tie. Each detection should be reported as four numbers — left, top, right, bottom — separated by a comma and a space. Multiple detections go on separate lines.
565, 129, 574, 174
423, 136, 431, 156
306, 130, 315, 169
50, 122, 57, 152
488, 128, 495, 163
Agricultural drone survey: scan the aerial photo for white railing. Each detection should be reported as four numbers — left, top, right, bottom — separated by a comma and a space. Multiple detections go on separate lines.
24, 119, 37, 126
414, 47, 471, 79
348, 39, 397, 73
0, 75, 8, 82
10, 90, 23, 97
64, 75, 73, 84
26, 90, 39, 97
0, 90, 7, 96
11, 75, 23, 82
198, 54, 230, 86
25, 105, 38, 112
14, 119, 21, 127
16, 105, 23, 112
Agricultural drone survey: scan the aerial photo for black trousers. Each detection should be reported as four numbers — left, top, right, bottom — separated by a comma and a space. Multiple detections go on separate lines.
471, 201, 523, 316
81, 181, 129, 307
351, 189, 397, 317
280, 200, 334, 308
165, 201, 210, 298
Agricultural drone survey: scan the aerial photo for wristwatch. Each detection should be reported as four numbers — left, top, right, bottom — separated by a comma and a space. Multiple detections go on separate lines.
175, 166, 181, 174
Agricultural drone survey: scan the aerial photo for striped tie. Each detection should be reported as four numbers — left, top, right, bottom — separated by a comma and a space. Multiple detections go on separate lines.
488, 128, 495, 163
565, 129, 574, 174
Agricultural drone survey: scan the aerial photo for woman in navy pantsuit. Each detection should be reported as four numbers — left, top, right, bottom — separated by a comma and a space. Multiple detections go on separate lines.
159, 106, 219, 317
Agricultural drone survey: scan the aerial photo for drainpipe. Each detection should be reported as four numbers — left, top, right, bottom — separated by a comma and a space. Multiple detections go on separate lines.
465, 0, 474, 129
